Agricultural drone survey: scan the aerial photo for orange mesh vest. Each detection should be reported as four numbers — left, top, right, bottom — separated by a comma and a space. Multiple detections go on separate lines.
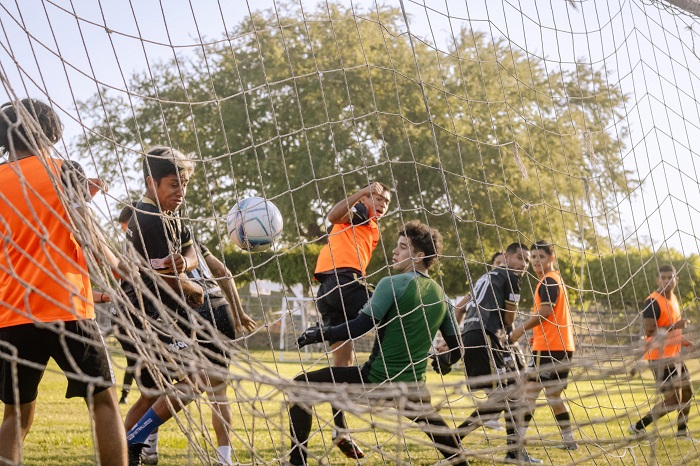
0, 156, 94, 328
314, 219, 379, 276
644, 291, 682, 361
532, 270, 575, 352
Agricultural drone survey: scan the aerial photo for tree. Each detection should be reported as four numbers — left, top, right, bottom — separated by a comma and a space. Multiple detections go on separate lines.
75, 2, 635, 283
584, 247, 700, 312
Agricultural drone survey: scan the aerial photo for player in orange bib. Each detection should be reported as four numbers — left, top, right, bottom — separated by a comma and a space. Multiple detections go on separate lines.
629, 264, 693, 438
0, 99, 126, 465
510, 241, 577, 451
311, 181, 390, 458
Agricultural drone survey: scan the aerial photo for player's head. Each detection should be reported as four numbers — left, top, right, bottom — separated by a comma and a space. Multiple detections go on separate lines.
0, 98, 63, 156
118, 201, 137, 232
656, 264, 678, 295
393, 220, 443, 273
142, 146, 194, 212
490, 251, 505, 268
503, 242, 530, 276
359, 181, 391, 219
530, 240, 555, 276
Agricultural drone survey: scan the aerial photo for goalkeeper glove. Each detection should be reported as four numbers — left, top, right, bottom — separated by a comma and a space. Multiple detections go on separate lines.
297, 323, 330, 348
431, 353, 453, 375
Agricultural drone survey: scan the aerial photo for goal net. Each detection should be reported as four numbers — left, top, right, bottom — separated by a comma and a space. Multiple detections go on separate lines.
1, 0, 699, 464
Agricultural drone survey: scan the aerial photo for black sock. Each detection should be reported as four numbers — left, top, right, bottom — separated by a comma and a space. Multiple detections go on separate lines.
636, 413, 654, 431
289, 404, 312, 465
678, 410, 689, 432
555, 411, 571, 432
458, 406, 503, 438
332, 407, 347, 431
506, 426, 517, 445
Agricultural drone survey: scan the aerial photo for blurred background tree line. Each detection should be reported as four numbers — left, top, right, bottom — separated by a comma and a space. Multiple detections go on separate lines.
75, 2, 698, 315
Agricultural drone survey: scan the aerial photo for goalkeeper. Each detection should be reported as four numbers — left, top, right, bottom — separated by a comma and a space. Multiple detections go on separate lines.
291, 221, 466, 466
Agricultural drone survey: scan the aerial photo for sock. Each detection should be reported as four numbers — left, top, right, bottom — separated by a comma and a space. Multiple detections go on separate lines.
331, 407, 347, 433
635, 413, 654, 431
458, 407, 503, 438
143, 431, 159, 454
555, 412, 572, 433
217, 445, 232, 465
678, 411, 688, 433
518, 411, 534, 438
289, 403, 312, 465
127, 409, 165, 446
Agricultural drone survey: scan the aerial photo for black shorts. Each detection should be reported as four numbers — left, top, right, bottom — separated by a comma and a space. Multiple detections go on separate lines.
315, 270, 372, 326
527, 350, 574, 387
119, 309, 192, 391
0, 320, 114, 404
651, 360, 692, 393
192, 299, 235, 368
461, 330, 518, 391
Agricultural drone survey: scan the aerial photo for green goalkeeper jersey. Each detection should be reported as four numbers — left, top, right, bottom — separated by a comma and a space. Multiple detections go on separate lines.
360, 271, 458, 384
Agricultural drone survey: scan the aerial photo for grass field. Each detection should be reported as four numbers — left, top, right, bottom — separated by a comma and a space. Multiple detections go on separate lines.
13, 342, 700, 466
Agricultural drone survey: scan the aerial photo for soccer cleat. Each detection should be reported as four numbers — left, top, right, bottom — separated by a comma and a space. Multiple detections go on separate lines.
432, 451, 470, 466
628, 423, 646, 437
128, 444, 144, 466
483, 419, 505, 431
141, 452, 159, 465
676, 429, 693, 440
504, 449, 543, 464
553, 441, 579, 451
333, 434, 365, 459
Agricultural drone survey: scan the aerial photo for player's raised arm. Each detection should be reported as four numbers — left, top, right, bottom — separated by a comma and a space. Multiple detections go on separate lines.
327, 181, 390, 224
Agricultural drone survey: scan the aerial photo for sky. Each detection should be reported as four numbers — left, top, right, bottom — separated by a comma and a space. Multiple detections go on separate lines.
1, 0, 699, 258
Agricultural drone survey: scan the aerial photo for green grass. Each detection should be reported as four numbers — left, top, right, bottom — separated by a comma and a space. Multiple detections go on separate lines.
13, 347, 700, 465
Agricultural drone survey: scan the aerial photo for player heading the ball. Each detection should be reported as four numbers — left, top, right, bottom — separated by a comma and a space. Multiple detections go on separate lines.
311, 180, 390, 459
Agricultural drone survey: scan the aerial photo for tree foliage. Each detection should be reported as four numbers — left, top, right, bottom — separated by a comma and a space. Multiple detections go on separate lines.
76, 2, 635, 282
583, 248, 700, 312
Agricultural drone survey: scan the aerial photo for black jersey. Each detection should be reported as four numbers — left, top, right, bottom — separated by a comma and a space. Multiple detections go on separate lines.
124, 196, 193, 317
461, 267, 522, 340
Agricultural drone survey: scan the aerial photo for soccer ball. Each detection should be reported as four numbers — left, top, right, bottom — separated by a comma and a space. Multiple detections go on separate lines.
227, 197, 283, 252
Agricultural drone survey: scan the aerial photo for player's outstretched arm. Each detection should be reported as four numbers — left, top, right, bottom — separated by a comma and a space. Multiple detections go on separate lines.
297, 313, 376, 349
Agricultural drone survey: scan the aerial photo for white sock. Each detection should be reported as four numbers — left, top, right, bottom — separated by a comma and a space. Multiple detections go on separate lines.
144, 431, 159, 454
217, 445, 232, 465
517, 426, 528, 439
562, 430, 575, 443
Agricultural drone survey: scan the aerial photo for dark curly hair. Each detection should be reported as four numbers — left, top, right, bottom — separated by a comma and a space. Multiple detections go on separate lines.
398, 220, 443, 269
0, 98, 63, 154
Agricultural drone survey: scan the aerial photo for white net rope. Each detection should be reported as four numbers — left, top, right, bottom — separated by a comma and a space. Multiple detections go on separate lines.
1, 0, 700, 465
